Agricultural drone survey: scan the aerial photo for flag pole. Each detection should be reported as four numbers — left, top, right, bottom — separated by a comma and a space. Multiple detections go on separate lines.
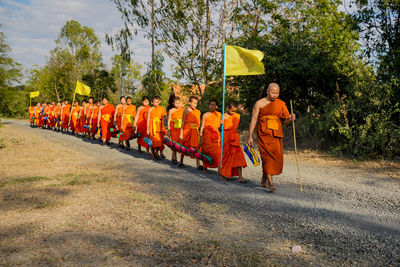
290, 100, 303, 192
220, 44, 227, 168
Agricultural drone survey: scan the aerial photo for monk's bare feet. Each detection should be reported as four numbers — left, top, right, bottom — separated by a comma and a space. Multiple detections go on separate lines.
219, 175, 228, 181
238, 178, 248, 183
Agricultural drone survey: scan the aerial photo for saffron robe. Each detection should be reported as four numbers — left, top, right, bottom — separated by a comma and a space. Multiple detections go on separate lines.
182, 109, 201, 149
201, 111, 221, 168
169, 108, 184, 143
220, 112, 247, 178
29, 106, 35, 124
71, 106, 81, 132
100, 104, 115, 141
62, 104, 71, 129
91, 106, 99, 135
115, 104, 125, 132
148, 106, 167, 148
257, 99, 290, 175
137, 106, 151, 148
121, 104, 137, 141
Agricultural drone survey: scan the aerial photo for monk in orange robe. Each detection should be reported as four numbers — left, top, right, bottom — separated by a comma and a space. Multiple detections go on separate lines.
71, 101, 81, 136
147, 96, 167, 160
114, 96, 126, 147
54, 102, 61, 131
179, 96, 201, 168
167, 96, 184, 164
41, 103, 48, 128
29, 105, 35, 126
90, 100, 101, 139
134, 96, 151, 154
248, 83, 295, 192
200, 99, 221, 174
220, 101, 247, 182
97, 97, 115, 145
61, 100, 71, 132
78, 100, 87, 135
121, 96, 136, 150
48, 101, 56, 129
85, 97, 94, 138
34, 103, 41, 127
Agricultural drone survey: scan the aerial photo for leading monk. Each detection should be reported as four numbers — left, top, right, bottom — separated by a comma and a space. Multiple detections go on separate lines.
247, 83, 295, 192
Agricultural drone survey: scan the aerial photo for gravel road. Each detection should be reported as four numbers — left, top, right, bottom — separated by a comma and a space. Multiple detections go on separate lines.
4, 119, 400, 265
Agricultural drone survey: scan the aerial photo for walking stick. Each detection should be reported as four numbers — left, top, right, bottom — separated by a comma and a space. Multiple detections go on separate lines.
290, 100, 303, 192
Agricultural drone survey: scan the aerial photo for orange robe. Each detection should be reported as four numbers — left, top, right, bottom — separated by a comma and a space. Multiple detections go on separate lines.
137, 106, 151, 148
62, 104, 71, 129
220, 113, 247, 178
79, 107, 86, 133
85, 104, 93, 125
257, 99, 290, 175
148, 106, 167, 148
29, 106, 35, 124
121, 104, 137, 141
54, 106, 61, 127
100, 104, 115, 141
91, 106, 100, 135
34, 107, 41, 126
170, 108, 184, 143
71, 106, 81, 132
49, 105, 56, 127
115, 104, 125, 131
182, 109, 201, 149
201, 111, 221, 168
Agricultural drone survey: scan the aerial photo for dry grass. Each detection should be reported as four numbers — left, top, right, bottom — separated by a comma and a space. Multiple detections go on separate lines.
0, 124, 326, 266
284, 149, 400, 179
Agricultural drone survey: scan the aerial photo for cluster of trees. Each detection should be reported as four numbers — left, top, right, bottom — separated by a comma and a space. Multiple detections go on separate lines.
0, 0, 399, 159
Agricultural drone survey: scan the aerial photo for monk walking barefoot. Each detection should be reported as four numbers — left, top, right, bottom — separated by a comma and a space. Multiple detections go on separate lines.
179, 96, 201, 169
147, 96, 167, 160
220, 101, 247, 182
114, 96, 126, 148
167, 95, 184, 164
97, 97, 115, 146
134, 96, 151, 154
200, 99, 222, 175
121, 96, 136, 151
247, 83, 295, 192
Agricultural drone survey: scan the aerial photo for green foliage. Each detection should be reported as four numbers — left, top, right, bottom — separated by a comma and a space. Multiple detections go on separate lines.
0, 26, 24, 117
82, 69, 116, 101
140, 52, 169, 105
110, 54, 142, 95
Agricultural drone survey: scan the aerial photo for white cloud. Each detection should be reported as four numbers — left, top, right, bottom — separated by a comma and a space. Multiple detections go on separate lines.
0, 0, 173, 82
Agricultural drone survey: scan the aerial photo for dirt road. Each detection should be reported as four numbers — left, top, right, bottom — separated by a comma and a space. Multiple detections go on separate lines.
1, 119, 399, 266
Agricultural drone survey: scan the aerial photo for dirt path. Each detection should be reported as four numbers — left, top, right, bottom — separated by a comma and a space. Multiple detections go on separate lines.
1, 119, 399, 266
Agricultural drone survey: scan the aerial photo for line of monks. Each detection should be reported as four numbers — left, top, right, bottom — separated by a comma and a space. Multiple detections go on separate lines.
28, 83, 295, 191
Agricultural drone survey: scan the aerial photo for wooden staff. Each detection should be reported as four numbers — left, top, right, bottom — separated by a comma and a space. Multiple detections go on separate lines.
290, 100, 303, 192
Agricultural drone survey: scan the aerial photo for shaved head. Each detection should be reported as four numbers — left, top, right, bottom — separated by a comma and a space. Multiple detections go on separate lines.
267, 83, 280, 101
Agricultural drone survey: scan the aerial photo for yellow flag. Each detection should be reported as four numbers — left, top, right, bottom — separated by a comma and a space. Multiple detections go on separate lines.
225, 45, 265, 76
75, 80, 91, 96
29, 91, 40, 98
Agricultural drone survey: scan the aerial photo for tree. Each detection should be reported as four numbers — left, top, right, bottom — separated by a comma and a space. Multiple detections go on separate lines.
0, 27, 24, 117
110, 54, 142, 95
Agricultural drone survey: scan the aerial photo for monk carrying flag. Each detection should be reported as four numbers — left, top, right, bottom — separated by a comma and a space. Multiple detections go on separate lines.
247, 83, 295, 192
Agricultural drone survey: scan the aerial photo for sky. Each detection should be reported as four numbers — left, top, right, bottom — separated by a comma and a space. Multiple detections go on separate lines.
0, 0, 163, 81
